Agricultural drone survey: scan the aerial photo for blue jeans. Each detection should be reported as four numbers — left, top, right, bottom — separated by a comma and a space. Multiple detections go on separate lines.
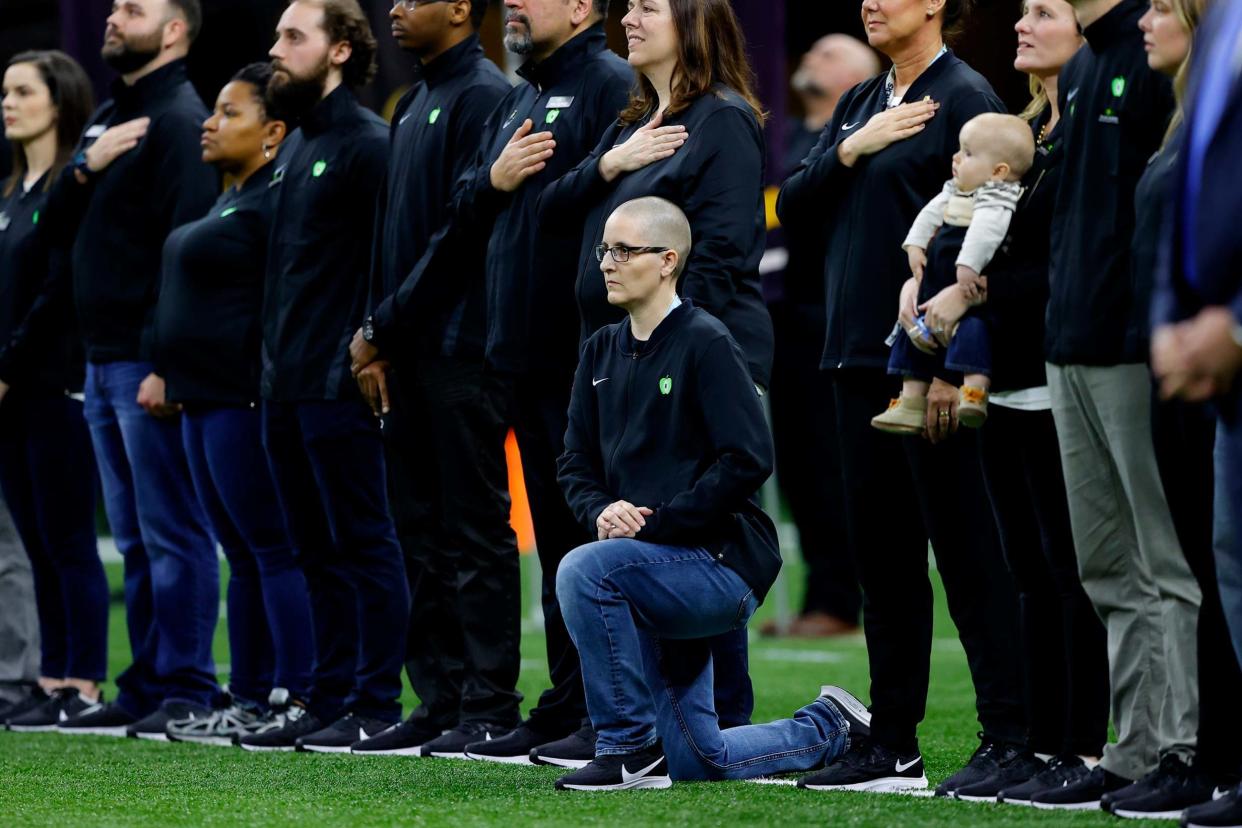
83, 361, 218, 713
182, 406, 314, 704
556, 539, 851, 780
888, 312, 992, 382
261, 400, 409, 723
0, 392, 107, 681
1216, 417, 1242, 669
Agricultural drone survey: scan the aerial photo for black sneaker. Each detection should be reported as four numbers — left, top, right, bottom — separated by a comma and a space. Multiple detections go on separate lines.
57, 700, 138, 737
127, 701, 212, 741
998, 754, 1089, 806
954, 749, 1046, 802
554, 739, 671, 791
529, 724, 598, 769
818, 685, 872, 744
1031, 763, 1130, 810
935, 734, 1018, 798
0, 685, 46, 724
237, 702, 321, 752
7, 688, 96, 732
465, 721, 565, 766
1181, 783, 1242, 827
797, 739, 928, 793
1109, 754, 1216, 819
295, 712, 392, 754
422, 722, 512, 759
352, 716, 446, 756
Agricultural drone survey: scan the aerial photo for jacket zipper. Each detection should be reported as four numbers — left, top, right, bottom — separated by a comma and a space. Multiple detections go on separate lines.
607, 350, 639, 480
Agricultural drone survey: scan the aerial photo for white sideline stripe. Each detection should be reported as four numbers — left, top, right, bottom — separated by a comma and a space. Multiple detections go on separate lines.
753, 649, 845, 664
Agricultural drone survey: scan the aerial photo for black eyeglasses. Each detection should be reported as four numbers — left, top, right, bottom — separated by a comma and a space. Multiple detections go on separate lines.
595, 244, 669, 263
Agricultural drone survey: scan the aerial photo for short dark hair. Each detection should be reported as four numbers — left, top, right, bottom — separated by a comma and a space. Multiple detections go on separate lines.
4, 50, 95, 197
166, 0, 203, 44
942, 0, 973, 43
229, 61, 290, 123
296, 0, 378, 88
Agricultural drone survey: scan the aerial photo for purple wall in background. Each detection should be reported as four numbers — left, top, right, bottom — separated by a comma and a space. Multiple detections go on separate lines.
733, 0, 786, 186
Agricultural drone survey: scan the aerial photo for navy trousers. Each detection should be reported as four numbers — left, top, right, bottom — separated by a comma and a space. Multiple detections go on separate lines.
84, 361, 218, 714
182, 406, 314, 704
0, 391, 107, 682
261, 399, 409, 723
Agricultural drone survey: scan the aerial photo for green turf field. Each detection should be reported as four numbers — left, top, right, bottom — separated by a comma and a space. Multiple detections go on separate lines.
1, 557, 1119, 826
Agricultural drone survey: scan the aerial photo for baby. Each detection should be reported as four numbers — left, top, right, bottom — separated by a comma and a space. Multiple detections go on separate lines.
872, 112, 1035, 435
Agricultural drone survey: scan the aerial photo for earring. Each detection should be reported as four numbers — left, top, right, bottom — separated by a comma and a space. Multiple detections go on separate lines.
263, 144, 272, 160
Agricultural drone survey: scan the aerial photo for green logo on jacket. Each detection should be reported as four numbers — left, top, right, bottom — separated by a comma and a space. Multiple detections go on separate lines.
429, 107, 442, 124
1111, 76, 1126, 97
659, 376, 672, 396
545, 109, 560, 125
312, 160, 327, 177
220, 207, 238, 218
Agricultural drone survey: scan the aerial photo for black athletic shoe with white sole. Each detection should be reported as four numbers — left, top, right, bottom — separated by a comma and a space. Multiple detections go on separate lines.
935, 734, 1016, 798
954, 749, 1046, 802
0, 686, 47, 725
817, 685, 871, 744
554, 740, 672, 791
295, 713, 392, 753
128, 701, 212, 741
1030, 764, 1130, 810
465, 722, 563, 765
1181, 783, 1242, 827
422, 722, 512, 759
352, 717, 446, 756
528, 724, 598, 769
57, 700, 138, 736
997, 754, 1089, 806
1107, 754, 1216, 820
237, 703, 321, 752
797, 739, 928, 793
7, 688, 95, 732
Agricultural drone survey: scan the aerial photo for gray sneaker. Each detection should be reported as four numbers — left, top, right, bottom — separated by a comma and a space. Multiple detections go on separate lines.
167, 702, 264, 747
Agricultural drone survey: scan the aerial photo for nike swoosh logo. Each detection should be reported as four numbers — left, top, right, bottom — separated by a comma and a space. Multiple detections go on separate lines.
359, 727, 368, 742
399, 113, 412, 125
58, 710, 69, 722
842, 122, 860, 131
621, 757, 663, 783
77, 703, 104, 718
485, 732, 492, 741
895, 757, 920, 773
592, 378, 609, 387
1066, 88, 1079, 102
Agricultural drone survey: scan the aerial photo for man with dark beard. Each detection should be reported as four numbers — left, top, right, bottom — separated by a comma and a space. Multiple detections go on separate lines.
344, 0, 519, 758
47, 0, 223, 740
235, 0, 408, 754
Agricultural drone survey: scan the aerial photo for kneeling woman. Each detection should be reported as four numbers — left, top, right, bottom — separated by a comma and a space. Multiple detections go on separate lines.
554, 198, 868, 791
154, 63, 314, 743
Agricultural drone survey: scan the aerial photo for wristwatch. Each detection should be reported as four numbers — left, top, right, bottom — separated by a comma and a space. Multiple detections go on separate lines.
72, 150, 94, 182
362, 316, 376, 343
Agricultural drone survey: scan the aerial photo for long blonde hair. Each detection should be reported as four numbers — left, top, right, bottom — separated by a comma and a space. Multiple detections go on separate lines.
1164, 0, 1210, 146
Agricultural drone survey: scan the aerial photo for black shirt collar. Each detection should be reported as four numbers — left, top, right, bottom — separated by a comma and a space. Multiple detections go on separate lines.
301, 84, 358, 136
231, 159, 277, 198
516, 24, 609, 91
417, 34, 484, 89
1084, 0, 1144, 51
112, 58, 191, 110
620, 298, 694, 354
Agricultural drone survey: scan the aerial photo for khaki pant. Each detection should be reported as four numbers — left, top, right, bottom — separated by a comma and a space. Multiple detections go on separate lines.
1048, 363, 1201, 780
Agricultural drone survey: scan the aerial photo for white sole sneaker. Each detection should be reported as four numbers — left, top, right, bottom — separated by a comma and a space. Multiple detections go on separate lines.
167, 734, 236, 747
955, 793, 1001, 803
428, 751, 472, 760
532, 756, 592, 769
559, 776, 672, 791
299, 744, 353, 754
1112, 808, 1185, 820
57, 726, 129, 737
1032, 799, 1102, 811
7, 724, 61, 733
802, 775, 930, 793
818, 687, 872, 729
133, 732, 168, 742
352, 745, 424, 756
464, 751, 534, 765
238, 742, 295, 752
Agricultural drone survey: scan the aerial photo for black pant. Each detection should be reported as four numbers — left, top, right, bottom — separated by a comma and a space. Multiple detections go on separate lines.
1152, 394, 1242, 781
978, 405, 1109, 757
830, 368, 1024, 752
382, 360, 522, 729
768, 302, 860, 621
506, 372, 756, 734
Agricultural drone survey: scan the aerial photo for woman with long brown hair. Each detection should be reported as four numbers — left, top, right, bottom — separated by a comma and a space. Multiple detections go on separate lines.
538, 0, 773, 391
0, 50, 109, 730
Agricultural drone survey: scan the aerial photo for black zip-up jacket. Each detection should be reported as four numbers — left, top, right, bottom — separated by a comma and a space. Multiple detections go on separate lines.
984, 114, 1064, 393
367, 36, 511, 361
156, 163, 276, 405
1045, 0, 1174, 366
431, 25, 631, 378
49, 60, 219, 365
1129, 128, 1181, 359
262, 85, 389, 402
558, 300, 781, 600
776, 52, 1003, 372
0, 174, 81, 393
538, 85, 774, 389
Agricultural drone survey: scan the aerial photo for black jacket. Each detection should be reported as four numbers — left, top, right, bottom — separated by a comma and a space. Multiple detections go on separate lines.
1045, 0, 1174, 366
0, 174, 80, 393
558, 300, 780, 600
367, 36, 511, 361
262, 86, 389, 402
155, 164, 276, 406
431, 25, 632, 378
50, 60, 219, 365
1129, 129, 1181, 359
984, 114, 1064, 393
538, 85, 774, 388
767, 120, 828, 310
777, 52, 1004, 372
